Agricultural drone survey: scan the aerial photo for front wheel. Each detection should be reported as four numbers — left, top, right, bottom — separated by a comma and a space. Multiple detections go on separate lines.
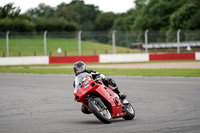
88, 98, 112, 124
123, 103, 135, 120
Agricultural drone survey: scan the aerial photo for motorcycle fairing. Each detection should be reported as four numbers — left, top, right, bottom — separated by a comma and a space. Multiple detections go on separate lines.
74, 75, 126, 118
95, 84, 125, 118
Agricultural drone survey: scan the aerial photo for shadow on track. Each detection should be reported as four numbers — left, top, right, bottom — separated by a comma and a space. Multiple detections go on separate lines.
71, 120, 102, 124
70, 118, 136, 125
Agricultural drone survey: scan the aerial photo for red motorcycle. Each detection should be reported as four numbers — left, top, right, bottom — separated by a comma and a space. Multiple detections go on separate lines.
74, 73, 135, 124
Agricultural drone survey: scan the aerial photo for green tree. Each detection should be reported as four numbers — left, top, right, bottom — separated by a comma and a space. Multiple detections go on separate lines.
0, 18, 35, 32
0, 3, 21, 18
112, 9, 136, 31
95, 12, 119, 31
132, 0, 188, 31
68, 0, 99, 23
135, 0, 148, 9
25, 3, 54, 18
54, 2, 81, 23
54, 0, 100, 30
186, 10, 200, 30
33, 17, 79, 32
170, 3, 199, 30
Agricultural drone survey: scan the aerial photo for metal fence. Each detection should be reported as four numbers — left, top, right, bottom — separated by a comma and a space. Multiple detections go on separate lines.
0, 30, 200, 57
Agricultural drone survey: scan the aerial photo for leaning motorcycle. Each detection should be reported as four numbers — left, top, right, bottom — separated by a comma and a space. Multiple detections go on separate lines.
74, 73, 135, 124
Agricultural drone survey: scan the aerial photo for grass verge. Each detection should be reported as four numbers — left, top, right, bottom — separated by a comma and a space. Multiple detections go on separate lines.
0, 38, 141, 57
0, 67, 200, 77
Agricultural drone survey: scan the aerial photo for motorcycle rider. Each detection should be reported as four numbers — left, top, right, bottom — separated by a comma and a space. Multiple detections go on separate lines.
73, 61, 126, 114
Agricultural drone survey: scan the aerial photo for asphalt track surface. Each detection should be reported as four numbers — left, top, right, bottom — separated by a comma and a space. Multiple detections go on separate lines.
0, 73, 200, 133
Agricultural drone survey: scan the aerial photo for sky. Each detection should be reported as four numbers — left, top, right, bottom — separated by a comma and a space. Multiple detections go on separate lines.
0, 0, 135, 14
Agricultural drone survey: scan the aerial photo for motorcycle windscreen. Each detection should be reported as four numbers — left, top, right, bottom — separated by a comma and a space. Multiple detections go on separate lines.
74, 73, 95, 101
74, 72, 89, 88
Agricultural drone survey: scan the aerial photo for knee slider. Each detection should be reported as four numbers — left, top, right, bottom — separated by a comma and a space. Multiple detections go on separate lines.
108, 78, 117, 87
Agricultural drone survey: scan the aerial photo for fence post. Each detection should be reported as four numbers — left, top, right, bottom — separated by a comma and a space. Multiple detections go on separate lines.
44, 31, 47, 56
177, 29, 181, 53
145, 29, 149, 53
112, 30, 116, 54
78, 31, 82, 56
6, 31, 9, 57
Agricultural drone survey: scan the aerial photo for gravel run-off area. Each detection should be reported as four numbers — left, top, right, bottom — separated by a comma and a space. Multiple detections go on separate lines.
32, 62, 200, 69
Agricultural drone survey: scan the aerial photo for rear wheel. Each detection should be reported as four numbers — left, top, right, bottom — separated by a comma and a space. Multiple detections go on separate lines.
88, 98, 112, 124
123, 103, 135, 120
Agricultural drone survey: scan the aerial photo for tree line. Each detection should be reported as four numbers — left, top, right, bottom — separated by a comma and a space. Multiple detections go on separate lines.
0, 0, 200, 46
1, 0, 200, 32
0, 0, 118, 32
113, 0, 200, 31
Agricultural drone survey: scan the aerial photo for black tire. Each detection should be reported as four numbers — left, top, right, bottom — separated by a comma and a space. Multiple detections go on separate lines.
88, 98, 112, 124
123, 103, 135, 120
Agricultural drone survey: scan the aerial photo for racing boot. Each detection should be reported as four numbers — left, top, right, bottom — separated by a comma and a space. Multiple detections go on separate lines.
113, 87, 127, 101
81, 104, 92, 114
113, 87, 127, 112
105, 78, 127, 100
